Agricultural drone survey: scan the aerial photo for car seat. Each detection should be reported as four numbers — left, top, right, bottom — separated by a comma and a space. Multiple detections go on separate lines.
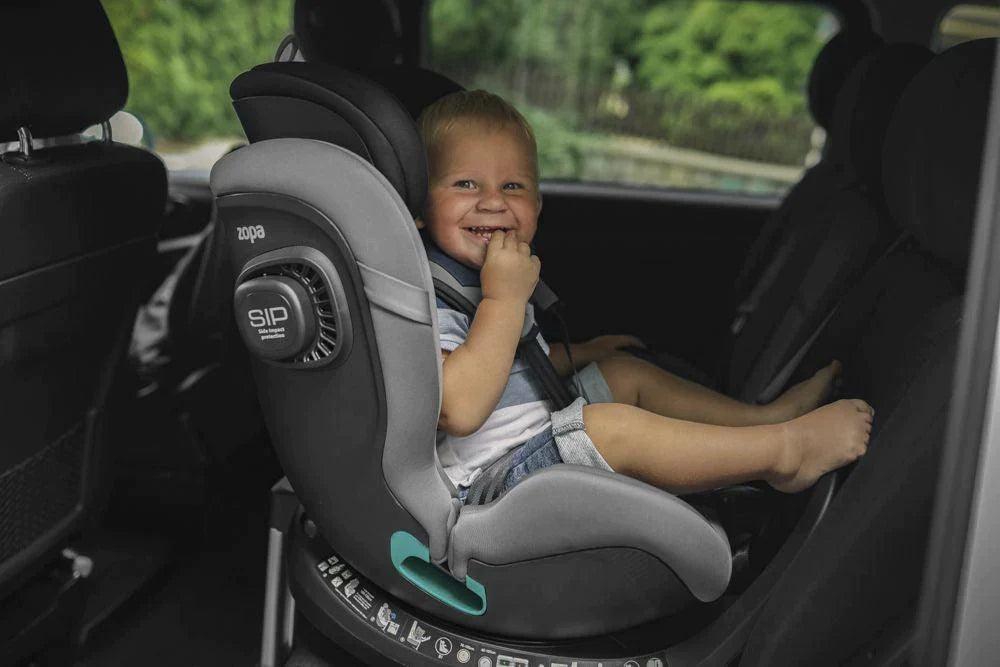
211, 62, 732, 643
0, 0, 166, 661
647, 30, 883, 389
732, 42, 935, 402
726, 30, 882, 335
741, 37, 995, 665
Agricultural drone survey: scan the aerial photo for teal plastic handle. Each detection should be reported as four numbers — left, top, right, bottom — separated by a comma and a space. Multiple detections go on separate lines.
390, 531, 486, 615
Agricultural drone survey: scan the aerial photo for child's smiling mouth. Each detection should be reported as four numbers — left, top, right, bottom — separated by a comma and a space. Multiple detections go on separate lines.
463, 226, 512, 243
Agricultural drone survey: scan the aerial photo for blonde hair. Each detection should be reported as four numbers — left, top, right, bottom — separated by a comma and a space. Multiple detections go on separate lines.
418, 90, 538, 181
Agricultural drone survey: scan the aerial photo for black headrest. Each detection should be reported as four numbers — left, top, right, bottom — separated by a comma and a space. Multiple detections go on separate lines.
831, 43, 934, 192
808, 31, 883, 130
230, 62, 427, 216
882, 39, 997, 272
0, 1, 127, 142
364, 66, 465, 120
294, 0, 402, 70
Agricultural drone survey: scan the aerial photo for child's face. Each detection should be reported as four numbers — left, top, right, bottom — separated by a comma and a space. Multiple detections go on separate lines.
418, 121, 540, 270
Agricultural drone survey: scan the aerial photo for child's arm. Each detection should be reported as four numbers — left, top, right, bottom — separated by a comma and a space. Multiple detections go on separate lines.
438, 232, 540, 437
548, 335, 645, 376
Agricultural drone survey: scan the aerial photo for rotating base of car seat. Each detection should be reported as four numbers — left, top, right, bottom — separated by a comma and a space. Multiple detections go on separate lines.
263, 475, 837, 667
287, 516, 709, 667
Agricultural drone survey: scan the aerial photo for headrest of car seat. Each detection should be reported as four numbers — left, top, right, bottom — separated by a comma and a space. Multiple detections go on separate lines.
230, 61, 427, 216
831, 43, 934, 193
274, 29, 464, 120
882, 38, 997, 273
294, 0, 402, 69
808, 31, 883, 130
0, 0, 127, 142
274, 34, 306, 63
364, 66, 465, 120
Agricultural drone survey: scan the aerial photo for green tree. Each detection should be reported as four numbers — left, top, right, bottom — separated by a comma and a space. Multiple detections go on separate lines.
635, 1, 826, 116
103, 0, 291, 141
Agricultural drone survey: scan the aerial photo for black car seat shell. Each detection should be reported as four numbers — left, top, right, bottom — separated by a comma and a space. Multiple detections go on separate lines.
211, 63, 732, 640
734, 43, 935, 403
741, 38, 995, 666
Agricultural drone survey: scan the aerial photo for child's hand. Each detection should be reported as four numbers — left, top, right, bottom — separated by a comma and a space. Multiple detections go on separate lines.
480, 230, 540, 306
583, 334, 645, 361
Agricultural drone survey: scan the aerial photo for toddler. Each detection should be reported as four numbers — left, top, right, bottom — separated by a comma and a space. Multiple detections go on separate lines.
417, 90, 872, 500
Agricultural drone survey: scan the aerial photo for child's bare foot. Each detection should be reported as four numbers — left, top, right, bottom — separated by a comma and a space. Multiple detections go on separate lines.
767, 360, 842, 422
768, 398, 873, 493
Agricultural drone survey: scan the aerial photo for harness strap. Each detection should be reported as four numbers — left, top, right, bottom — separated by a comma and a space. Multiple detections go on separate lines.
429, 259, 575, 411
465, 448, 519, 505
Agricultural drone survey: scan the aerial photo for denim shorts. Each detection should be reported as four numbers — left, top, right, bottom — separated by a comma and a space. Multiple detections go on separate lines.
460, 362, 615, 502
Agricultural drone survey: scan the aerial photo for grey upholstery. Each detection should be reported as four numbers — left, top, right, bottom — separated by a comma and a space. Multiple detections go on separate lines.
215, 58, 735, 638
211, 138, 454, 561
213, 138, 731, 636
449, 465, 731, 600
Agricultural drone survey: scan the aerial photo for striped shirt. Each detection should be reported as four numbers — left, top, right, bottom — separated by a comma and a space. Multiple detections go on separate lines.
436, 301, 553, 488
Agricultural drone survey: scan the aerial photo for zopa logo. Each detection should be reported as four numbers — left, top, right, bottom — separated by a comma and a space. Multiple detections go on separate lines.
248, 306, 288, 328
237, 225, 266, 244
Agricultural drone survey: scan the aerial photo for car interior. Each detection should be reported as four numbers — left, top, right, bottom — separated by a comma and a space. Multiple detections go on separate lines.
1, 1, 997, 666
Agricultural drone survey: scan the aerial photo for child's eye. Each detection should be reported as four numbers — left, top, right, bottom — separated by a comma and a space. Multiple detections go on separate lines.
503, 182, 524, 191
453, 179, 475, 189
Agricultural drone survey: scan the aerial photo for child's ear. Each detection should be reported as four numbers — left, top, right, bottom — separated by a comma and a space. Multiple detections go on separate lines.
414, 217, 426, 229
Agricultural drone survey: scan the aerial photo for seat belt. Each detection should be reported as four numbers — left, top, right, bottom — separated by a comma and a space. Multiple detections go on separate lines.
428, 259, 576, 411
755, 230, 913, 404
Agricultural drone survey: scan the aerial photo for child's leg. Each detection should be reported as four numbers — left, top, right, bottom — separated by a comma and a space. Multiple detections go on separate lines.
597, 355, 840, 427
583, 398, 872, 495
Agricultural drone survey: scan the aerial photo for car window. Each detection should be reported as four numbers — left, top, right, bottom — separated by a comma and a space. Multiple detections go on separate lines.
427, 0, 839, 196
935, 4, 1000, 51
102, 0, 291, 171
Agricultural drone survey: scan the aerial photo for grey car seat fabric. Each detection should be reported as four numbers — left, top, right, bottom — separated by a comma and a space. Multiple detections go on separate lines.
0, 0, 166, 590
741, 38, 994, 666
732, 43, 934, 402
212, 63, 732, 639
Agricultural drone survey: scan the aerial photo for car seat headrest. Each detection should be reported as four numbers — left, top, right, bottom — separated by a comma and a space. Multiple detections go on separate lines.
0, 0, 127, 142
294, 0, 402, 70
230, 61, 427, 216
882, 38, 997, 273
274, 34, 306, 63
808, 31, 883, 130
274, 29, 464, 120
364, 66, 465, 120
831, 43, 934, 194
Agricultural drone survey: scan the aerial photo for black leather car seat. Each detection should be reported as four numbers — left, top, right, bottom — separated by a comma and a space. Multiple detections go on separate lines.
727, 30, 882, 332
0, 0, 166, 660
652, 30, 883, 389
741, 37, 995, 665
731, 43, 935, 402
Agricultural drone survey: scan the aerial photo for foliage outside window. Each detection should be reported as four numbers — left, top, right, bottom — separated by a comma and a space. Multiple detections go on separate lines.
103, 0, 291, 169
935, 5, 1000, 51
429, 0, 838, 195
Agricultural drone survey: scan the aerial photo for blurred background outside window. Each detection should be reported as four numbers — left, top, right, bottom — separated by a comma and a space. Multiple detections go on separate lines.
935, 4, 1000, 51
103, 0, 843, 195
427, 0, 839, 195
